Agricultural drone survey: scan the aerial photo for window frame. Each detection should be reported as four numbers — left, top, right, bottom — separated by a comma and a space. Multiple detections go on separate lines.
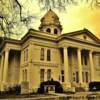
47, 49, 51, 61
40, 69, 45, 82
54, 28, 58, 34
40, 48, 44, 61
47, 69, 51, 81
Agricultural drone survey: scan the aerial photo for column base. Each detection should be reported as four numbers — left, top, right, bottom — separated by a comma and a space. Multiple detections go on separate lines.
0, 82, 8, 91
62, 82, 71, 89
62, 82, 76, 92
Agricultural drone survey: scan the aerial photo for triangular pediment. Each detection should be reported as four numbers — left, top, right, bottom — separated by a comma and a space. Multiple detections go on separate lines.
65, 29, 100, 44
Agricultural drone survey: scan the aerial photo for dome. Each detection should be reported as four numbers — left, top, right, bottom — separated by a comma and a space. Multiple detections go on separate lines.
39, 9, 62, 34
41, 9, 59, 23
39, 9, 62, 29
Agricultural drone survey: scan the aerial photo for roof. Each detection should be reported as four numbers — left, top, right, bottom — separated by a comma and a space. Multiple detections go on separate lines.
41, 9, 59, 22
63, 28, 100, 43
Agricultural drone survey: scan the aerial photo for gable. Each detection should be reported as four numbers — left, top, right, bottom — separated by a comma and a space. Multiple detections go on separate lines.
65, 29, 100, 44
73, 34, 97, 43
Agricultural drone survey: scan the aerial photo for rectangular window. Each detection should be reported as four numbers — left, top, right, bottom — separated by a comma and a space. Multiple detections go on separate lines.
47, 49, 51, 61
81, 56, 84, 65
62, 76, 64, 82
40, 48, 44, 60
26, 49, 28, 61
47, 69, 51, 80
40, 69, 44, 82
76, 71, 79, 83
84, 55, 87, 65
24, 50, 25, 62
82, 72, 84, 82
86, 72, 88, 83
61, 70, 64, 82
23, 70, 24, 81
24, 48, 28, 62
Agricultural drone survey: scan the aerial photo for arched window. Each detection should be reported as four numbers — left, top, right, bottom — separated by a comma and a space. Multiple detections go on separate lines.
40, 48, 44, 60
46, 28, 51, 33
54, 29, 58, 34
47, 49, 51, 61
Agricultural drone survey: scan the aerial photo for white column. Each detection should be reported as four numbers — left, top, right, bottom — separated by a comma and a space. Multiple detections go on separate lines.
89, 51, 94, 81
77, 48, 83, 84
0, 54, 4, 84
63, 47, 70, 87
3, 50, 9, 85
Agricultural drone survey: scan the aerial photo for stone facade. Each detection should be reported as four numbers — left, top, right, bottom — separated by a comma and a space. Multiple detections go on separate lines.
0, 9, 100, 93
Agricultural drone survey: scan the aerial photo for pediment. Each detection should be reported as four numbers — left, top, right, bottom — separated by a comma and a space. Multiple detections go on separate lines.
65, 29, 100, 44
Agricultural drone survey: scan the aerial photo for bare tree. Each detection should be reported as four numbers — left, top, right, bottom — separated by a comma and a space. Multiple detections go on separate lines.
0, 0, 36, 39
0, 0, 100, 39
38, 0, 100, 10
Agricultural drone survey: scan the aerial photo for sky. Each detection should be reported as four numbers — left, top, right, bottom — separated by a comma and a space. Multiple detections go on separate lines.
19, 0, 100, 38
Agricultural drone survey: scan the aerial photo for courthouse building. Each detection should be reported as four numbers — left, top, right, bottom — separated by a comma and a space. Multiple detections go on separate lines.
0, 9, 100, 93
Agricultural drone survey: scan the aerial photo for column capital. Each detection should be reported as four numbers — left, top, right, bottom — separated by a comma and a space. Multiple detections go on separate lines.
77, 47, 83, 51
5, 48, 10, 52
63, 45, 69, 48
89, 50, 93, 54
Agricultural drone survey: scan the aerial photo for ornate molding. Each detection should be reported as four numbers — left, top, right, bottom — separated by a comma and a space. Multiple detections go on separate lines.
33, 62, 59, 67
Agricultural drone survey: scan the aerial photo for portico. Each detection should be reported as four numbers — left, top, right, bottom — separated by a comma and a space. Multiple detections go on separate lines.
60, 46, 96, 88
0, 47, 21, 91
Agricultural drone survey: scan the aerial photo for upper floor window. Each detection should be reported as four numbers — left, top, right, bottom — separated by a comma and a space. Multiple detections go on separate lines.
26, 49, 28, 61
47, 49, 51, 61
54, 29, 58, 34
83, 35, 87, 40
24, 48, 28, 62
46, 28, 51, 33
40, 48, 44, 60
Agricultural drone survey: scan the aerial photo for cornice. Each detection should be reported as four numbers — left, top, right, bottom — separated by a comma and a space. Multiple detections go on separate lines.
57, 35, 100, 48
0, 29, 100, 51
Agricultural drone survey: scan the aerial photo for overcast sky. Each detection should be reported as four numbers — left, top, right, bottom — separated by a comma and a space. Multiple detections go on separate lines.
19, 0, 100, 38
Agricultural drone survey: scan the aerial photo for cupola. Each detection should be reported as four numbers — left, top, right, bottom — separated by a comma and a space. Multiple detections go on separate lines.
39, 9, 62, 35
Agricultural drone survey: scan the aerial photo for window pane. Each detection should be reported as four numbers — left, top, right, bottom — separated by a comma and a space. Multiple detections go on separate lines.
76, 71, 79, 83
40, 48, 44, 60
26, 49, 28, 61
46, 28, 51, 33
54, 29, 58, 34
86, 72, 88, 83
47, 49, 51, 61
84, 55, 87, 65
62, 76, 64, 82
40, 69, 44, 82
47, 69, 51, 80
23, 70, 24, 81
61, 70, 64, 74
